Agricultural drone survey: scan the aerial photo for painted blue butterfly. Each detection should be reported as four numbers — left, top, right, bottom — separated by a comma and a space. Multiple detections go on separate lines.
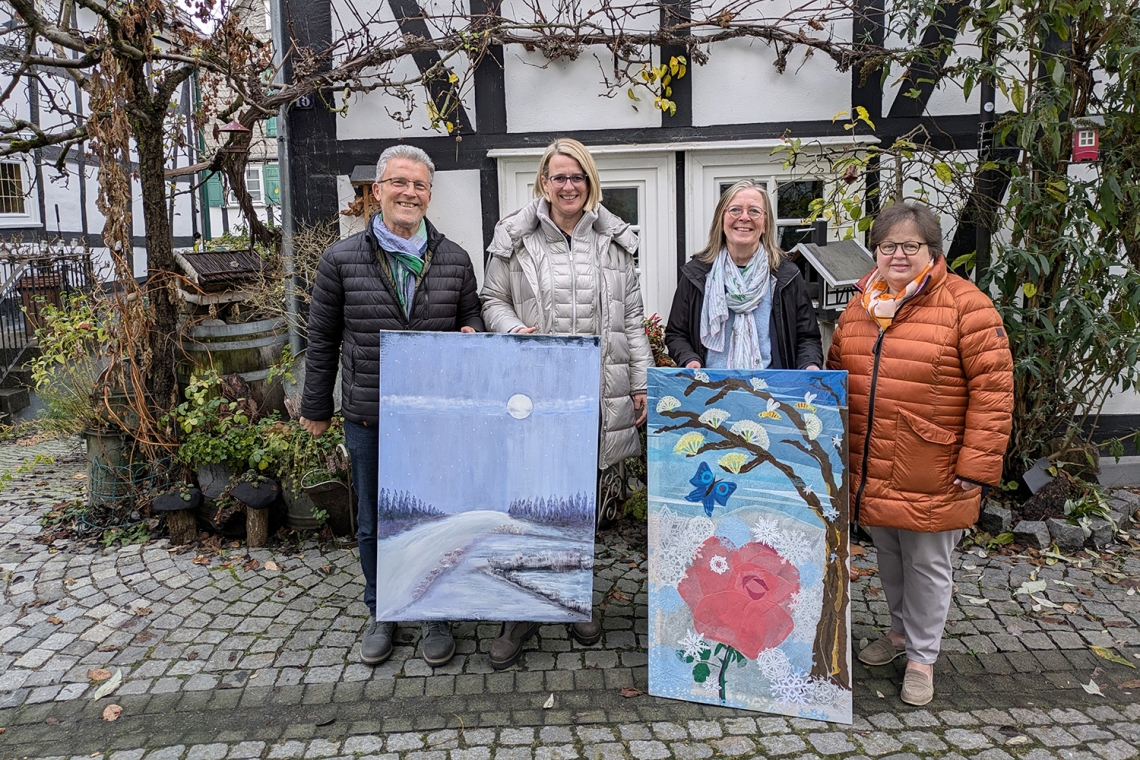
685, 461, 737, 517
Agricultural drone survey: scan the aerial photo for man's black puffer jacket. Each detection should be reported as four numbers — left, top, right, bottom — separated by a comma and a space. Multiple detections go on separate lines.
301, 215, 485, 426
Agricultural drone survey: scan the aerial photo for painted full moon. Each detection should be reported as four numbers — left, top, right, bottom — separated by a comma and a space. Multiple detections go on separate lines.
507, 394, 533, 420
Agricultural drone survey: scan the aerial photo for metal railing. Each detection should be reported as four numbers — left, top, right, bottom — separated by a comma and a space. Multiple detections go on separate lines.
0, 244, 96, 385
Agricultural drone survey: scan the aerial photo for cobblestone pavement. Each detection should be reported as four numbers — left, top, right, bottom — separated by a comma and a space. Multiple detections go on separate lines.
3, 438, 1140, 760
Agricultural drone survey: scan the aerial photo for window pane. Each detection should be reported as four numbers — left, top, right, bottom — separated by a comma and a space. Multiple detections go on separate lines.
0, 163, 25, 214
777, 180, 823, 220
246, 167, 262, 204
601, 187, 639, 226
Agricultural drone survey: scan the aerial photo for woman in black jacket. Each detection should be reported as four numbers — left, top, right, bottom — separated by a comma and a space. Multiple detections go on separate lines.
665, 180, 822, 370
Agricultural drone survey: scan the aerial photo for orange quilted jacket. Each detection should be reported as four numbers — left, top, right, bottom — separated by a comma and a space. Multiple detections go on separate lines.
826, 258, 1014, 532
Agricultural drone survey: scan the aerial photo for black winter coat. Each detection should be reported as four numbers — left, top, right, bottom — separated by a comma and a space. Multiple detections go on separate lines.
301, 215, 485, 426
664, 256, 823, 369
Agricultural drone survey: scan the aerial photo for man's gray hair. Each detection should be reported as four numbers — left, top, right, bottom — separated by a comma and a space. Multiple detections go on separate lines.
375, 145, 435, 183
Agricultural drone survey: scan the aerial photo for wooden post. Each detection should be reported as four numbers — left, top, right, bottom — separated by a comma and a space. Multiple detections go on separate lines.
167, 509, 197, 545
246, 507, 269, 547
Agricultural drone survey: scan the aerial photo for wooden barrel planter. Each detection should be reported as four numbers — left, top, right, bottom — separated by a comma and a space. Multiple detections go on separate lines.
179, 317, 288, 412
82, 428, 139, 506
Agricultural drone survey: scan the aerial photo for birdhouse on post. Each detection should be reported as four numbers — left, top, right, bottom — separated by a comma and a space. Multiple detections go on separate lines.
1072, 116, 1103, 163
791, 236, 876, 354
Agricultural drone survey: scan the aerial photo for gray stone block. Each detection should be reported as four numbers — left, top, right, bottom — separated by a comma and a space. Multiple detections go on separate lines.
1012, 520, 1051, 549
979, 504, 1013, 535
1046, 518, 1085, 552
1088, 517, 1115, 549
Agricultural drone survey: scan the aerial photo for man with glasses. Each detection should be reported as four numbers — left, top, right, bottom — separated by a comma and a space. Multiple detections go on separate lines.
300, 144, 484, 669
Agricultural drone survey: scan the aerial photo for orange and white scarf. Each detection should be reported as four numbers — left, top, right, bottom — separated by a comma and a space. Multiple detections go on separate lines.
861, 263, 934, 330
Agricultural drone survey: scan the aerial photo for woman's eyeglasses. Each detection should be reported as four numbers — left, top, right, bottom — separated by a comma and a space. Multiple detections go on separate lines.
545, 173, 588, 186
876, 241, 927, 256
725, 206, 765, 219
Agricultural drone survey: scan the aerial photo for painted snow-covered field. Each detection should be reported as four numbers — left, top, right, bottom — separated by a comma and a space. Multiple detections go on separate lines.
375, 509, 594, 621
376, 332, 602, 622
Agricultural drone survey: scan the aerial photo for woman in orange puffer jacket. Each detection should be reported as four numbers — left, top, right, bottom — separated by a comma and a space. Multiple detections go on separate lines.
827, 201, 1013, 706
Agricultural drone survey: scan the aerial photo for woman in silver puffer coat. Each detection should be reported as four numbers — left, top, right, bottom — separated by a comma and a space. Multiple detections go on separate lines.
481, 137, 652, 669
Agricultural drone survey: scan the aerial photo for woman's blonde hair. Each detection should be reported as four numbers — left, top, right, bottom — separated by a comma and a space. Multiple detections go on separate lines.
695, 179, 783, 270
533, 138, 602, 212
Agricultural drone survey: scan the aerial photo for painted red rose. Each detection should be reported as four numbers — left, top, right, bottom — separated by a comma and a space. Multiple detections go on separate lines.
678, 537, 800, 659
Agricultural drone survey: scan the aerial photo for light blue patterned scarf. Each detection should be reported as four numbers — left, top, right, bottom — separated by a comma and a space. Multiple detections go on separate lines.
700, 246, 773, 369
372, 214, 428, 318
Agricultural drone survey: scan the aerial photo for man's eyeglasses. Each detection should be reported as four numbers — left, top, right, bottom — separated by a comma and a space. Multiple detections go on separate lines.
545, 173, 588, 186
726, 206, 765, 219
377, 177, 431, 193
876, 241, 927, 256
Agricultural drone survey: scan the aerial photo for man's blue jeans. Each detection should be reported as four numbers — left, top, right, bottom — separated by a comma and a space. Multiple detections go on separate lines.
344, 420, 379, 618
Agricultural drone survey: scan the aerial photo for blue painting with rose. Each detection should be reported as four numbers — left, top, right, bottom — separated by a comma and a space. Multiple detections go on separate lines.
647, 368, 851, 724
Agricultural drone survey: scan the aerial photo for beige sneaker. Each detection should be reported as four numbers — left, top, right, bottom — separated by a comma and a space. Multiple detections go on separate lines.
900, 667, 934, 706
858, 635, 905, 666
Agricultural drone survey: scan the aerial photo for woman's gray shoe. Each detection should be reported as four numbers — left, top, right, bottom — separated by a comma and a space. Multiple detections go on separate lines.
361, 621, 396, 665
489, 621, 539, 670
570, 612, 602, 646
421, 621, 456, 667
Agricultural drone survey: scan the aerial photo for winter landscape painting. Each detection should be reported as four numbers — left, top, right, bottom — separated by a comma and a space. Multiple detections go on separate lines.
647, 368, 852, 724
374, 331, 601, 622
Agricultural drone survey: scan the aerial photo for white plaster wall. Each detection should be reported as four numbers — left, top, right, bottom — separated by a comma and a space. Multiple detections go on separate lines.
332, 0, 476, 140
428, 169, 484, 286
691, 39, 851, 126
503, 46, 662, 133
41, 168, 85, 235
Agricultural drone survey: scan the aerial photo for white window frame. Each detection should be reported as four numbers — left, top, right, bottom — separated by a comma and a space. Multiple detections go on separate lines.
1077, 130, 1096, 148
0, 157, 40, 228
684, 138, 877, 259
491, 149, 677, 321
227, 165, 264, 207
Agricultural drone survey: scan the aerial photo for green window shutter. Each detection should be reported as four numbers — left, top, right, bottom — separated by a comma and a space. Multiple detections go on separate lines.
263, 164, 280, 206
265, 117, 277, 137
204, 172, 224, 207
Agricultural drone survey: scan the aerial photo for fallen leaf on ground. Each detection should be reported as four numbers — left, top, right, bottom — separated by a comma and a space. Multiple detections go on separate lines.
264, 561, 280, 572
134, 607, 151, 616
45, 717, 59, 726
0, 727, 5, 734
316, 717, 335, 727
91, 668, 122, 700
1015, 579, 1048, 596
1029, 595, 1058, 608
609, 590, 630, 602
1077, 587, 1095, 597
1119, 679, 1140, 689
102, 704, 122, 721
73, 473, 86, 479
192, 555, 211, 566
850, 545, 866, 557
1081, 679, 1104, 696
1005, 736, 1029, 746
965, 597, 991, 605
619, 686, 644, 698
1063, 603, 1080, 613
319, 565, 332, 574
47, 616, 63, 625
1090, 646, 1136, 668
87, 669, 111, 681
875, 691, 885, 699
243, 559, 261, 571
543, 693, 555, 709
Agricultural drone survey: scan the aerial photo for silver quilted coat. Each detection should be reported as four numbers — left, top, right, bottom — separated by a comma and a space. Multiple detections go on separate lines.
481, 198, 653, 469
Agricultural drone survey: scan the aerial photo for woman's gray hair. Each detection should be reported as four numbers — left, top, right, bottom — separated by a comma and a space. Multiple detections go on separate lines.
375, 145, 435, 183
870, 201, 944, 259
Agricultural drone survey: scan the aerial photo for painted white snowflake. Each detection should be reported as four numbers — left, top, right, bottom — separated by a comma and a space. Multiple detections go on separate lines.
698, 408, 731, 428
821, 504, 839, 522
679, 630, 708, 660
698, 678, 720, 697
709, 555, 730, 575
693, 370, 710, 383
756, 647, 792, 680
657, 395, 681, 413
803, 483, 815, 497
750, 518, 781, 546
831, 435, 842, 450
791, 584, 824, 643
649, 508, 716, 588
809, 677, 842, 707
787, 589, 801, 613
771, 670, 813, 706
775, 530, 814, 566
749, 377, 768, 391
